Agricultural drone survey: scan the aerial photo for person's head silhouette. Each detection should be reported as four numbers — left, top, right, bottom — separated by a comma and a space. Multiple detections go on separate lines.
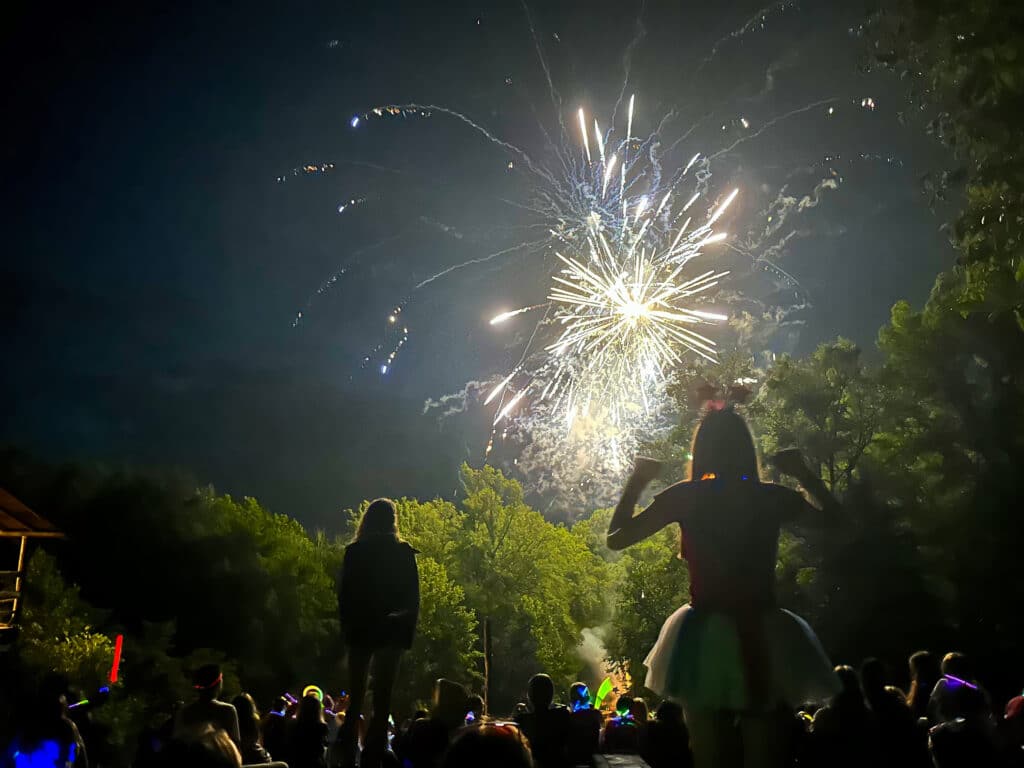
859, 657, 886, 698
528, 674, 555, 712
192, 665, 224, 703
357, 498, 399, 540
297, 693, 324, 724
940, 652, 972, 681
689, 408, 759, 482
569, 683, 591, 712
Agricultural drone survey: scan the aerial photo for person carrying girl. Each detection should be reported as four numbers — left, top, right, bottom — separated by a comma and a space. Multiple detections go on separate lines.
607, 401, 841, 768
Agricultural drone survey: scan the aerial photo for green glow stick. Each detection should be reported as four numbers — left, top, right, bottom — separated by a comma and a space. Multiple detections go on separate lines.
594, 677, 613, 709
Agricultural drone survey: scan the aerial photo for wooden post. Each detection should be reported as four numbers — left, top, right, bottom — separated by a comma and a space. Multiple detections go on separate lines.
483, 617, 492, 713
7, 536, 27, 626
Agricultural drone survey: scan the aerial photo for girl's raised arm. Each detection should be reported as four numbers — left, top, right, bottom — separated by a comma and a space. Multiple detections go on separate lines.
607, 458, 687, 550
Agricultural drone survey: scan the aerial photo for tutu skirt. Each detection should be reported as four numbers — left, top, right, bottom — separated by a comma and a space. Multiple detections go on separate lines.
644, 604, 839, 711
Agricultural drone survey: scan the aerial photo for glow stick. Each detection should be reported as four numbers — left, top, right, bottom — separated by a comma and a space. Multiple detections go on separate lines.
109, 634, 124, 684
944, 674, 978, 690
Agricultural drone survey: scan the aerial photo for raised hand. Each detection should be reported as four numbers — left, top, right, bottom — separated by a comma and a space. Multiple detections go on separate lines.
631, 456, 663, 485
769, 447, 811, 479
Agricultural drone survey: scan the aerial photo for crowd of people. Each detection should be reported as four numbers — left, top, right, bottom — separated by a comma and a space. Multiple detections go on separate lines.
4, 408, 1023, 768
5, 649, 1022, 768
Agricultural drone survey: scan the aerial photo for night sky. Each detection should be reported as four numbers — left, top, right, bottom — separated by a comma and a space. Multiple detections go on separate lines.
2, 0, 955, 529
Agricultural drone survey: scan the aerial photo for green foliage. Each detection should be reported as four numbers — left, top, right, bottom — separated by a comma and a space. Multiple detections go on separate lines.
748, 340, 890, 492
398, 556, 480, 711
16, 551, 158, 761
19, 550, 114, 690
0, 452, 344, 759
603, 525, 689, 693
447, 464, 609, 709
867, 0, 1024, 694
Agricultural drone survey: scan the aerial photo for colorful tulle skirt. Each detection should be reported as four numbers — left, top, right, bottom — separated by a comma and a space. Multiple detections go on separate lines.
644, 604, 840, 711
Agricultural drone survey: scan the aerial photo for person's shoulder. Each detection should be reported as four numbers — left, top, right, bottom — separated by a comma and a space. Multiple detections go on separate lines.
753, 482, 813, 516
399, 540, 421, 555
213, 700, 239, 723
653, 480, 699, 503
811, 704, 835, 728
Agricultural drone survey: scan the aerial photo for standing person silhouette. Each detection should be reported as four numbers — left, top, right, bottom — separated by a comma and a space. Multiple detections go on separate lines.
174, 664, 241, 748
337, 498, 420, 768
607, 405, 840, 768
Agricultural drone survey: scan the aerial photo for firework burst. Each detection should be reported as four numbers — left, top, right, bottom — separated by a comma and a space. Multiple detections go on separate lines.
483, 98, 738, 469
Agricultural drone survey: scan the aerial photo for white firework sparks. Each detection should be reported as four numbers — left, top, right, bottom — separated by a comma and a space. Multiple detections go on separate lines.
486, 97, 738, 467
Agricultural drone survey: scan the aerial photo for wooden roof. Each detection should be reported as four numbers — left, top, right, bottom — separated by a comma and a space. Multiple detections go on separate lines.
0, 487, 62, 537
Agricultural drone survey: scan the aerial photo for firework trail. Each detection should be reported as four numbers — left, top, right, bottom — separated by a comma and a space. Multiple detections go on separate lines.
414, 239, 548, 290
697, 0, 800, 72
383, 103, 561, 188
708, 97, 840, 160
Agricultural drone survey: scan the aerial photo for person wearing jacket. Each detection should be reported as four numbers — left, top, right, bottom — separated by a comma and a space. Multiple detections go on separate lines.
336, 498, 420, 767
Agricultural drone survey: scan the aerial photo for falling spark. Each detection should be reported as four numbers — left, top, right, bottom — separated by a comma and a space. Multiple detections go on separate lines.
602, 154, 618, 198
484, 370, 518, 405
626, 94, 635, 142
578, 108, 592, 163
708, 188, 739, 226
490, 304, 546, 324
496, 387, 529, 422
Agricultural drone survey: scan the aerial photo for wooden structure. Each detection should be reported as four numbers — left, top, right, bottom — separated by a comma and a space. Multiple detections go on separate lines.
0, 487, 62, 632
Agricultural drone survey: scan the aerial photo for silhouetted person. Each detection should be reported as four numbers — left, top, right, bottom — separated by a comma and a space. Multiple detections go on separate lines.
174, 665, 241, 747
289, 694, 329, 768
440, 723, 534, 768
337, 498, 420, 766
178, 726, 243, 768
566, 683, 602, 765
5, 676, 88, 768
907, 650, 941, 722
926, 652, 997, 767
464, 694, 486, 726
608, 407, 841, 768
629, 697, 649, 722
630, 697, 650, 754
515, 674, 569, 768
860, 658, 920, 768
928, 652, 994, 727
260, 697, 290, 764
66, 686, 112, 768
397, 679, 466, 768
811, 665, 880, 768
231, 692, 271, 764
601, 695, 640, 754
643, 700, 693, 768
